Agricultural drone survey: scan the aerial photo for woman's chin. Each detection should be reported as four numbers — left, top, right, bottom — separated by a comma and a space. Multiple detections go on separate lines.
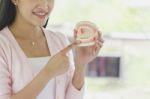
33, 18, 48, 27
33, 22, 47, 27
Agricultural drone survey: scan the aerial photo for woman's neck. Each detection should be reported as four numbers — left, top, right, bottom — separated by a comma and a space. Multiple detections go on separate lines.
9, 18, 44, 40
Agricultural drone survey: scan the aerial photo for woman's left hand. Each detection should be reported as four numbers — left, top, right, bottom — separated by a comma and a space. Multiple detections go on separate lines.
72, 25, 104, 90
74, 30, 104, 67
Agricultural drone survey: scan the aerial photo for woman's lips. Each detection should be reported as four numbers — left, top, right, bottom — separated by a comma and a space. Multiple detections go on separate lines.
32, 12, 48, 19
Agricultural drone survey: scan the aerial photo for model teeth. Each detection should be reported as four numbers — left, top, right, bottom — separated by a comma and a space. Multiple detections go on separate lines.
78, 33, 93, 39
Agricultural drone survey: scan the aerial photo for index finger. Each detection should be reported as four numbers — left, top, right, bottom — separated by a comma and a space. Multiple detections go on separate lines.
61, 41, 81, 54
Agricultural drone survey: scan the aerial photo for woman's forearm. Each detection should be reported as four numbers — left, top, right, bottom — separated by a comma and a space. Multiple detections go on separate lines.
10, 67, 53, 99
72, 65, 85, 90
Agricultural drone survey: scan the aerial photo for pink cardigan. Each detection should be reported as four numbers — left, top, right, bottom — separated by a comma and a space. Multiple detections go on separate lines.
0, 27, 84, 99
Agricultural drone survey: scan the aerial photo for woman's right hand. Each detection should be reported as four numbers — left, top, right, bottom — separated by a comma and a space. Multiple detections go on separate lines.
45, 41, 80, 78
9, 41, 80, 99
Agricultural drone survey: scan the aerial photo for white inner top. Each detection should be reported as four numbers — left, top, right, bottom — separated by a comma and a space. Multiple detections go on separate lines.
28, 56, 55, 99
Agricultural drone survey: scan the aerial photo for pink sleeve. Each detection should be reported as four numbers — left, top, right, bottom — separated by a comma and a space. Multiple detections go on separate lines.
65, 67, 85, 99
0, 46, 11, 99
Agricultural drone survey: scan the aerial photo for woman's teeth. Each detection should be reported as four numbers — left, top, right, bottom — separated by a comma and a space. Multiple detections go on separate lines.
35, 12, 46, 16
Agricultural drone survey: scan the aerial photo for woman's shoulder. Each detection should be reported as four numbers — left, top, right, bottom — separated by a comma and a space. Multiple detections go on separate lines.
0, 27, 10, 47
0, 27, 12, 58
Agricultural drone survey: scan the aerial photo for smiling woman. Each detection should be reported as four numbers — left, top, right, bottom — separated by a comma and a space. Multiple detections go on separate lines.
0, 0, 103, 99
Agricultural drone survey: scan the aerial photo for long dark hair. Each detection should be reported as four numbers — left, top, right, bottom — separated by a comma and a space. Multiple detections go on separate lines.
0, 0, 16, 31
0, 0, 48, 31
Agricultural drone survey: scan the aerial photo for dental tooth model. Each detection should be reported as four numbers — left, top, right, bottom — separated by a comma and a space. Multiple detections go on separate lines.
75, 21, 99, 47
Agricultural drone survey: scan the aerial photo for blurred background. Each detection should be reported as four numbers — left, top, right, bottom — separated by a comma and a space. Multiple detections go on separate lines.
46, 0, 150, 99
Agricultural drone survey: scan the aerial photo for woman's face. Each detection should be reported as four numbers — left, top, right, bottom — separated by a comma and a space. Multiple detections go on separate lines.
12, 0, 54, 27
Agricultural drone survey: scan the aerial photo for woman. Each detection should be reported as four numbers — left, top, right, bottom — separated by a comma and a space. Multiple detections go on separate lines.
0, 0, 103, 99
